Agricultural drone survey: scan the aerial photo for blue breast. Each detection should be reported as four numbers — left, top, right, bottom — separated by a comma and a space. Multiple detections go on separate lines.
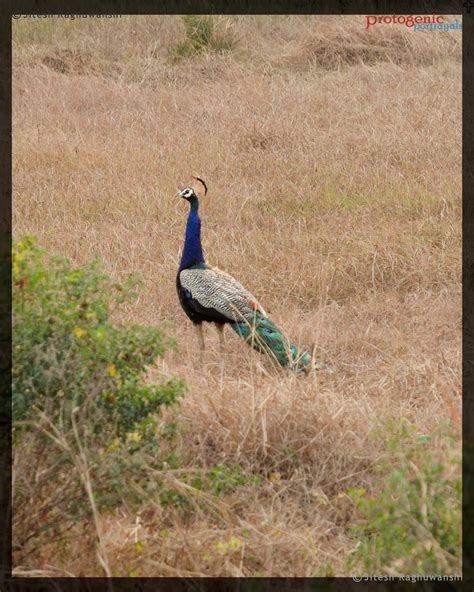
182, 287, 192, 300
179, 200, 205, 271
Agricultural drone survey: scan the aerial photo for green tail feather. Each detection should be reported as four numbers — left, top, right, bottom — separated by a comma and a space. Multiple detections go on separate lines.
231, 315, 326, 372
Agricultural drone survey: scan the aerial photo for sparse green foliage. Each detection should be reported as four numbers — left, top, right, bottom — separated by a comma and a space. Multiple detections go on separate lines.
346, 421, 461, 576
313, 562, 335, 577
204, 463, 251, 496
160, 464, 261, 510
170, 15, 235, 61
13, 237, 186, 549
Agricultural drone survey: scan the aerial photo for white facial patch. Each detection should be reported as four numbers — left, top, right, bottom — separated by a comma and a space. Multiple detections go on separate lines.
180, 188, 194, 198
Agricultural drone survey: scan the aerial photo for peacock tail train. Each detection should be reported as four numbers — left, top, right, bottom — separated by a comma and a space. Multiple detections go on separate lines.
231, 313, 325, 372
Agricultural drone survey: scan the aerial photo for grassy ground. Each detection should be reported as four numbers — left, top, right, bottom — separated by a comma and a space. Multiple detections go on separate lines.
12, 15, 461, 577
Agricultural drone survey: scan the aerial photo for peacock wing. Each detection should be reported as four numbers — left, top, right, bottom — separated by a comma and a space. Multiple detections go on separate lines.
179, 266, 267, 322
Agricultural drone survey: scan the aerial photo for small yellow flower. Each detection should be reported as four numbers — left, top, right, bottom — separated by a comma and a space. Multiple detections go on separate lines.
73, 327, 87, 339
215, 541, 227, 555
107, 438, 121, 453
106, 363, 117, 377
228, 536, 243, 550
126, 431, 142, 443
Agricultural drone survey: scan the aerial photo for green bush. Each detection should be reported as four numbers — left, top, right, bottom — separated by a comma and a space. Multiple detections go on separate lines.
170, 15, 235, 61
346, 420, 461, 576
12, 237, 186, 551
13, 236, 184, 437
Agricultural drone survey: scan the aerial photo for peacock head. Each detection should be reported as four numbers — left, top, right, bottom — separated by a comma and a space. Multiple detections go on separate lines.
176, 176, 208, 203
177, 187, 197, 202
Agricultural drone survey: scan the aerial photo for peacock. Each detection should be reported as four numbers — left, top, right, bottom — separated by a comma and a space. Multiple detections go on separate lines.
175, 177, 325, 373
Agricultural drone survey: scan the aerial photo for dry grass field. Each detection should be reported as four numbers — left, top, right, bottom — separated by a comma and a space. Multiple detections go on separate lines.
12, 15, 461, 577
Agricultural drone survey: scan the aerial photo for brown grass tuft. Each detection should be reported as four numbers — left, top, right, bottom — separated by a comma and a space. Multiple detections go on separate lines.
278, 20, 460, 71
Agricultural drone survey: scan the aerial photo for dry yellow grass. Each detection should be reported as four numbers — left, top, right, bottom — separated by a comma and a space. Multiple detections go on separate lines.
12, 15, 461, 577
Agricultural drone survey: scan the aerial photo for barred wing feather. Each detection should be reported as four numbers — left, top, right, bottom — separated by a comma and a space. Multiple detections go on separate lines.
179, 266, 267, 323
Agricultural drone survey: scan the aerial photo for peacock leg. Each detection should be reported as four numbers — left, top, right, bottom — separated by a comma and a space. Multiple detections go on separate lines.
215, 323, 225, 352
195, 323, 205, 362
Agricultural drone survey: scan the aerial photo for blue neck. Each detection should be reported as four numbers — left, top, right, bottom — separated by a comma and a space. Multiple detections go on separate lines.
179, 197, 205, 270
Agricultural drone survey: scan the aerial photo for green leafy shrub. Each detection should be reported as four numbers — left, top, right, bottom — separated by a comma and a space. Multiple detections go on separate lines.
170, 15, 236, 61
12, 237, 186, 555
346, 420, 461, 576
13, 236, 184, 436
196, 463, 261, 496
